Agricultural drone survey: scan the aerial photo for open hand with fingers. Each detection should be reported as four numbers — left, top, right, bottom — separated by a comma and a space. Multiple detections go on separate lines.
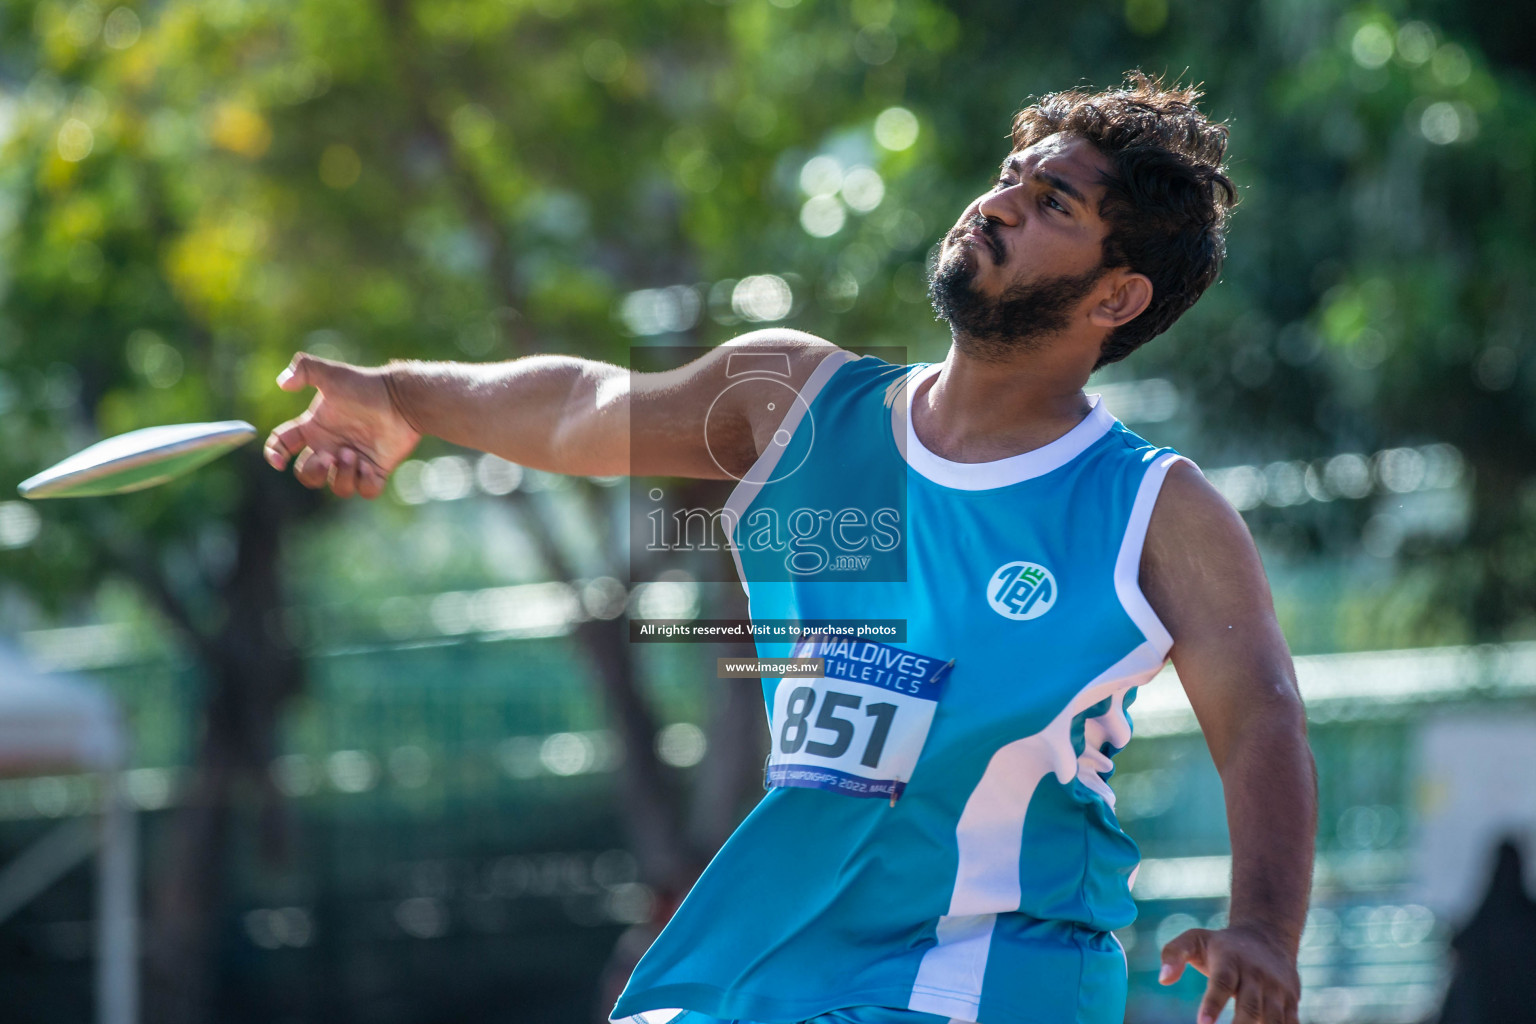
1160, 925, 1301, 1024
264, 353, 423, 499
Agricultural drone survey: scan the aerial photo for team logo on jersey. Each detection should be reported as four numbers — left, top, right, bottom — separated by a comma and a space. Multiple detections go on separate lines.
987, 561, 1058, 620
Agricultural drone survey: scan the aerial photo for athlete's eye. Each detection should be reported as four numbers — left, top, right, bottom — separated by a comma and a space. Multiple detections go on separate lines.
1044, 195, 1067, 213
993, 177, 1016, 191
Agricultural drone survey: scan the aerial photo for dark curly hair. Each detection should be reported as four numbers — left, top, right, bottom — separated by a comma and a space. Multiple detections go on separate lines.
1011, 71, 1237, 368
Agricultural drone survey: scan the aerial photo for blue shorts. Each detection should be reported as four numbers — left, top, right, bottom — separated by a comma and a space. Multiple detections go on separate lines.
631, 1010, 966, 1024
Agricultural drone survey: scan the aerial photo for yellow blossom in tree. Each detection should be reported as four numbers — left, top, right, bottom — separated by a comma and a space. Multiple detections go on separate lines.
209, 102, 272, 159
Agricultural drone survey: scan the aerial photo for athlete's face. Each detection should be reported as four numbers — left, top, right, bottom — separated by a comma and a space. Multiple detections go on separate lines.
930, 133, 1123, 356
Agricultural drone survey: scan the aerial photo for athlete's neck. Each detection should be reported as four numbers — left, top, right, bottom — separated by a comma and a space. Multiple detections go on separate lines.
912, 344, 1093, 464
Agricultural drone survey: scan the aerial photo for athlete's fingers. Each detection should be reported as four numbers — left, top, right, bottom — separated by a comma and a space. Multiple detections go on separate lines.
330, 447, 359, 499
1233, 985, 1267, 1024
276, 351, 341, 393
292, 447, 333, 489
356, 459, 387, 500
1196, 965, 1239, 1024
1159, 928, 1211, 985
265, 418, 309, 471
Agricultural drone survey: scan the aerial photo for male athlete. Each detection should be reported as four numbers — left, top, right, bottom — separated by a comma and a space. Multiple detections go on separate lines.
265, 74, 1315, 1024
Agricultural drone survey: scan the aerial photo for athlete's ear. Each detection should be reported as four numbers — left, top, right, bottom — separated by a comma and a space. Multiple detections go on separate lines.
1088, 270, 1152, 330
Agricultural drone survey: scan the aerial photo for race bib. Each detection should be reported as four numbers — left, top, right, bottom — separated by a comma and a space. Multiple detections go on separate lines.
765, 635, 954, 801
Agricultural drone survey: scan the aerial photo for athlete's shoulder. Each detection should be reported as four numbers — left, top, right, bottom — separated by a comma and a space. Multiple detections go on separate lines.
705, 330, 848, 436
718, 328, 845, 379
1100, 416, 1175, 459
1154, 458, 1237, 520
719, 333, 923, 428
1075, 410, 1187, 493
1143, 458, 1256, 586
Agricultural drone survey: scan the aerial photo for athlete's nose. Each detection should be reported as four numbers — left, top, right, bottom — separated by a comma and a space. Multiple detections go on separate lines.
977, 183, 1026, 227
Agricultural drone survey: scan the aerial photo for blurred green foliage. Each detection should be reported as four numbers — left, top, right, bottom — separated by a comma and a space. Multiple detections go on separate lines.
0, 0, 1533, 645
2, 1, 1535, 1020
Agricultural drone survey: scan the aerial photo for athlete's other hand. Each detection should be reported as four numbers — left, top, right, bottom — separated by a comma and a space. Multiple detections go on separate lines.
265, 353, 422, 499
1159, 925, 1300, 1024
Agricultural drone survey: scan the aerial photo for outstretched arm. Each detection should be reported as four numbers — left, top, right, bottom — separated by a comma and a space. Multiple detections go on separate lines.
1141, 460, 1316, 1024
264, 329, 840, 496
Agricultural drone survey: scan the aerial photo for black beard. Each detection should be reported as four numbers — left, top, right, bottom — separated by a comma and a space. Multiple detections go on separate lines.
928, 231, 1105, 362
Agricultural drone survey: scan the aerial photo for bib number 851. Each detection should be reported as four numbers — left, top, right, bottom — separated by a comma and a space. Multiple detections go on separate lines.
778, 686, 897, 768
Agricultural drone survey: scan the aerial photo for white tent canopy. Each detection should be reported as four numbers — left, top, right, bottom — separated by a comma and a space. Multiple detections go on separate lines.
0, 643, 127, 775
0, 640, 137, 1024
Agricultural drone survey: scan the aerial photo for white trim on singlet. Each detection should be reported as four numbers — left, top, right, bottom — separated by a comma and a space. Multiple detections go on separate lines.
1113, 450, 1190, 652
723, 348, 858, 596
892, 361, 1116, 491
1070, 449, 1189, 805
609, 1010, 684, 1024
615, 1011, 966, 1023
